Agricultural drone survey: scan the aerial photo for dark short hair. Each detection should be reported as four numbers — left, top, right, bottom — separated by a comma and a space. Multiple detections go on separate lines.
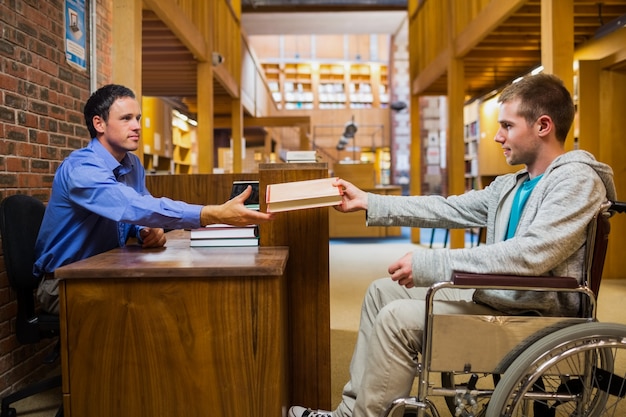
83, 84, 136, 138
498, 73, 575, 142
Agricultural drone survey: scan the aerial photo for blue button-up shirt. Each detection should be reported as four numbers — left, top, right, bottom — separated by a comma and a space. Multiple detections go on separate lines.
34, 139, 203, 276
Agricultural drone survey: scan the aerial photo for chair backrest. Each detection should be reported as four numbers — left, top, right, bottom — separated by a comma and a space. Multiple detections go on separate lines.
0, 194, 46, 342
583, 201, 613, 298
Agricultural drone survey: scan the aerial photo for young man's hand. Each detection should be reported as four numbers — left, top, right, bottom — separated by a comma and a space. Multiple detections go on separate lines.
388, 252, 415, 288
333, 178, 369, 212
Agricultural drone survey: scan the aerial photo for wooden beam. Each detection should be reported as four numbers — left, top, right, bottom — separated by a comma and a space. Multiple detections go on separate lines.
598, 48, 626, 70
213, 65, 240, 98
454, 0, 527, 57
412, 49, 449, 95
213, 116, 311, 129
143, 0, 207, 62
575, 27, 626, 62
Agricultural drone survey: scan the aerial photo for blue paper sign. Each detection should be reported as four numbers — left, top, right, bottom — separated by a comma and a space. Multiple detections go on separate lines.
65, 0, 86, 71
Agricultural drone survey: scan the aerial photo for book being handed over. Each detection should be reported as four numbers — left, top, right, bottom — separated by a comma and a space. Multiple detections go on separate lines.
266, 177, 343, 213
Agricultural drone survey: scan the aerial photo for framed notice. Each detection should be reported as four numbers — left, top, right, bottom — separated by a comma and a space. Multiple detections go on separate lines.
65, 0, 86, 71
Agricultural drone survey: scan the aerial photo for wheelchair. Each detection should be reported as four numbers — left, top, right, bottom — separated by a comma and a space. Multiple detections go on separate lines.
383, 200, 626, 417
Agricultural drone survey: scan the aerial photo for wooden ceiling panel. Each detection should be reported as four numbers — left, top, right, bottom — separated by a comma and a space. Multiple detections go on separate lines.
420, 0, 626, 98
141, 2, 626, 106
141, 9, 231, 115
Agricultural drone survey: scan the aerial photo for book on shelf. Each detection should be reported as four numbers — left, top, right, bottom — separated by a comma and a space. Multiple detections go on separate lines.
190, 224, 259, 240
265, 177, 342, 213
190, 237, 259, 247
281, 150, 318, 163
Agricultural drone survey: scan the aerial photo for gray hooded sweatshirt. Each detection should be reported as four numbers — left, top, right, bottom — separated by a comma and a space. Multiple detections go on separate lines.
366, 150, 617, 317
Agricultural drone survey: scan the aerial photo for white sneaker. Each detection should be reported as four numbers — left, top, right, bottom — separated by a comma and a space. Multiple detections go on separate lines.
288, 406, 333, 417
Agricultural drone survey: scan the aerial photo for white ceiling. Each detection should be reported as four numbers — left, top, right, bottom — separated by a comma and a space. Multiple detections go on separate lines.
241, 10, 408, 36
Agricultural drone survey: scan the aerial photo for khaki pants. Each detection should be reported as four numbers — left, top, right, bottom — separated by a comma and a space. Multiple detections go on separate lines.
334, 278, 498, 417
37, 278, 60, 315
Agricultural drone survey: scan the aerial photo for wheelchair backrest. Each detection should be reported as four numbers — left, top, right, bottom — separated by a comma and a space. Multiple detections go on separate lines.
584, 201, 612, 298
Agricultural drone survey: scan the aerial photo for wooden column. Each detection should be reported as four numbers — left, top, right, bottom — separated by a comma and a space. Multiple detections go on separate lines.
447, 57, 466, 249
409, 93, 422, 244
576, 60, 601, 155
299, 124, 310, 150
197, 61, 214, 173
231, 97, 244, 173
112, 0, 142, 93
445, 0, 465, 248
573, 25, 626, 280
112, 0, 142, 159
259, 163, 331, 410
598, 70, 626, 279
541, 0, 574, 149
264, 129, 273, 162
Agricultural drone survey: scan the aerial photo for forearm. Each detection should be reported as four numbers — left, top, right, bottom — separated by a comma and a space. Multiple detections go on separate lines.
366, 192, 488, 228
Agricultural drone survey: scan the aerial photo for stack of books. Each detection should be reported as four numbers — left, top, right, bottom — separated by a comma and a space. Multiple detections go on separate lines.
189, 224, 259, 247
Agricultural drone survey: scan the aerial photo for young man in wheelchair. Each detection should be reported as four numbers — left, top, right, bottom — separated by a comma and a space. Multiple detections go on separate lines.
289, 73, 617, 417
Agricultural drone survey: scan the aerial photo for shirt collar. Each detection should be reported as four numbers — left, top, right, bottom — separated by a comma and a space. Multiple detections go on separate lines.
88, 138, 134, 177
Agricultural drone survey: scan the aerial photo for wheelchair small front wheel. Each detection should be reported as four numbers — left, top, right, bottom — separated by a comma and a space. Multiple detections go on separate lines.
486, 322, 626, 417
441, 372, 496, 416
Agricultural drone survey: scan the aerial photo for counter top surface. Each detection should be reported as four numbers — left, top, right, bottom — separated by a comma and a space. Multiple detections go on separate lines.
55, 229, 289, 279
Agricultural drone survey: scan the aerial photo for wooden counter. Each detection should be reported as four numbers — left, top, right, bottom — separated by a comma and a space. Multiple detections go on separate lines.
56, 230, 289, 417
146, 166, 333, 409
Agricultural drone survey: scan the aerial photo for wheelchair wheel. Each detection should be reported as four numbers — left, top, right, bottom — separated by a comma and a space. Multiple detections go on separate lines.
441, 372, 497, 416
486, 322, 626, 417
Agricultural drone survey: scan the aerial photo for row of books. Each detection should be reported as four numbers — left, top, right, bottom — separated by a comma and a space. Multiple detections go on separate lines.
190, 177, 343, 247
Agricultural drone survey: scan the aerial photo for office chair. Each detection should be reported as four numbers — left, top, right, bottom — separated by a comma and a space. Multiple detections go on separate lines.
0, 195, 62, 417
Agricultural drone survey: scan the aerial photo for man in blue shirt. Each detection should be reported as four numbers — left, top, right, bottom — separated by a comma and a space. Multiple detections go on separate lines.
34, 84, 273, 313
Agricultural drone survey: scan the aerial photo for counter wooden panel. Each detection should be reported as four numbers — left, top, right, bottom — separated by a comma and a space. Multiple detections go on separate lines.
56, 231, 289, 417
258, 163, 331, 409
146, 168, 332, 410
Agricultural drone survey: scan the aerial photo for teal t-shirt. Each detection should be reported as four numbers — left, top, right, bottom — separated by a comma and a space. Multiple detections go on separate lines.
505, 174, 543, 240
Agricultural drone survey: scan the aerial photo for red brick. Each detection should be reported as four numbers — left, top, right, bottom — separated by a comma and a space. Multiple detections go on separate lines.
15, 142, 37, 158
5, 157, 28, 171
33, 130, 50, 146
37, 57, 57, 78
0, 74, 19, 91
16, 111, 37, 128
17, 172, 44, 188
4, 125, 28, 142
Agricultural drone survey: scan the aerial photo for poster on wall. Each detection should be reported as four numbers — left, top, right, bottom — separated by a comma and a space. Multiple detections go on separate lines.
65, 0, 86, 71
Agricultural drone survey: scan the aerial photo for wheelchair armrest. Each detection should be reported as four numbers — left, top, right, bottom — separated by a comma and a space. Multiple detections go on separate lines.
451, 271, 579, 289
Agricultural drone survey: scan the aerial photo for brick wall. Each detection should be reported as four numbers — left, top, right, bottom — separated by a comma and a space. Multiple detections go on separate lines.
0, 0, 112, 396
